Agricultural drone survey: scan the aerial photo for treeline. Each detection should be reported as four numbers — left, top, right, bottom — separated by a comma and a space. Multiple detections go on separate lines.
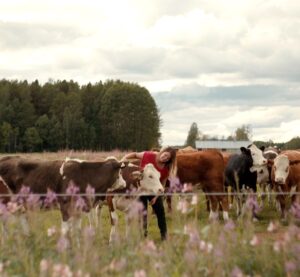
0, 79, 161, 152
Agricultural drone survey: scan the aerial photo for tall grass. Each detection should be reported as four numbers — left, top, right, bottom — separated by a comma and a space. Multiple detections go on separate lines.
0, 194, 299, 277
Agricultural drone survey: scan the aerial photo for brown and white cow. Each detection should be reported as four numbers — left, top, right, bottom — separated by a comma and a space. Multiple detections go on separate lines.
176, 150, 229, 220
0, 156, 127, 229
271, 150, 300, 218
256, 147, 280, 205
105, 162, 164, 242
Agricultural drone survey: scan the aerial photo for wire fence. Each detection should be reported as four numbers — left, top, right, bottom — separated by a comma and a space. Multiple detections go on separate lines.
0, 191, 299, 197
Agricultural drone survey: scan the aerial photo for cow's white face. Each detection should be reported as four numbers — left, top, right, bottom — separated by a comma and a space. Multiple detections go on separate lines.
273, 155, 289, 184
256, 165, 269, 184
248, 144, 267, 166
134, 164, 164, 194
110, 170, 126, 191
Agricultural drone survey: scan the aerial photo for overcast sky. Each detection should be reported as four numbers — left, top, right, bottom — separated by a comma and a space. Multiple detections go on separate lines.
1, 0, 299, 145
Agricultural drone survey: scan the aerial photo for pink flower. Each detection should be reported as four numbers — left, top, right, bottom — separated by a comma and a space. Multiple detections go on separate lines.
40, 259, 50, 273
176, 199, 189, 214
267, 221, 278, 232
191, 195, 198, 205
57, 236, 70, 253
44, 189, 57, 207
285, 261, 297, 273
26, 193, 40, 209
108, 258, 127, 272
134, 269, 147, 277
85, 185, 95, 204
224, 219, 235, 231
75, 196, 87, 211
127, 200, 144, 220
273, 241, 281, 252
230, 266, 244, 277
47, 226, 56, 237
250, 235, 259, 246
6, 201, 19, 214
66, 181, 79, 195
142, 240, 157, 254
83, 226, 95, 241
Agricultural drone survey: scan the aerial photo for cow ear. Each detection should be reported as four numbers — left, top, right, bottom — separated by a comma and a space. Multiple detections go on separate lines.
240, 147, 250, 155
260, 146, 265, 151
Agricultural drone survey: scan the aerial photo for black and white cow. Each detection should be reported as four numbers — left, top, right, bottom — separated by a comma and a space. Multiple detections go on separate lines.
225, 144, 267, 216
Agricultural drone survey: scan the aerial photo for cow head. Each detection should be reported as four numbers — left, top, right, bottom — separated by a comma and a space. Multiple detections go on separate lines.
107, 160, 127, 191
255, 165, 268, 184
273, 155, 289, 185
241, 144, 267, 170
131, 164, 164, 194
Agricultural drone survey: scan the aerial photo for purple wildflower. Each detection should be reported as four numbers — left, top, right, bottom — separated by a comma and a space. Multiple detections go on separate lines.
230, 266, 244, 277
285, 261, 297, 273
290, 202, 300, 219
26, 193, 41, 210
85, 184, 95, 198
56, 236, 70, 253
66, 181, 79, 196
75, 196, 87, 211
168, 177, 183, 192
17, 185, 31, 205
224, 219, 236, 231
245, 194, 261, 215
127, 200, 144, 220
44, 189, 57, 208
83, 226, 95, 241
134, 270, 147, 277
108, 258, 127, 272
0, 202, 9, 220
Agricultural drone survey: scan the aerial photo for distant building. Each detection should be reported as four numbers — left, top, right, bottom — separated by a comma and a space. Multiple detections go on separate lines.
195, 140, 252, 153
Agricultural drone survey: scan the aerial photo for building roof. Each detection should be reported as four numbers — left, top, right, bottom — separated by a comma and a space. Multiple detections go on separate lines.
195, 140, 252, 149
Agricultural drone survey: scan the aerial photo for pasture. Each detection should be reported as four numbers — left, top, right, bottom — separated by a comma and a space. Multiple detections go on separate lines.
0, 152, 299, 277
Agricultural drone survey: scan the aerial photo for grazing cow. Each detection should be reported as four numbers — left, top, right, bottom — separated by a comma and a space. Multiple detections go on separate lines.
0, 156, 127, 226
176, 150, 229, 220
225, 144, 267, 216
271, 150, 300, 218
105, 163, 164, 242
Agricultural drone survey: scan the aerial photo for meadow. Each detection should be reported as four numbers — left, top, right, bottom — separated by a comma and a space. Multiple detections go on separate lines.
0, 152, 299, 277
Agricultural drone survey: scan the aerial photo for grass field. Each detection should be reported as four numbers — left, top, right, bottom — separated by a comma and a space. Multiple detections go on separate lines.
0, 152, 299, 276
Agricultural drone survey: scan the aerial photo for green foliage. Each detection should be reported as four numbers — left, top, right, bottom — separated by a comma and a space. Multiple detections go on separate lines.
24, 127, 42, 152
100, 81, 161, 150
0, 79, 161, 152
185, 122, 199, 148
284, 136, 300, 150
234, 124, 252, 141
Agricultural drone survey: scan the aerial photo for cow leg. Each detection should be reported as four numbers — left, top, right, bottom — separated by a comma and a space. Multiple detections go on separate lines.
219, 194, 229, 221
208, 195, 219, 220
59, 199, 72, 234
107, 196, 119, 243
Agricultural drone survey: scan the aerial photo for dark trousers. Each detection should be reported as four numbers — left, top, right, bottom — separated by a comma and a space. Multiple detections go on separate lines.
139, 195, 167, 240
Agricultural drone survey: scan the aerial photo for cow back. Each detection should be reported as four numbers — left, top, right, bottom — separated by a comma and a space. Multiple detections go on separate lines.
176, 150, 224, 185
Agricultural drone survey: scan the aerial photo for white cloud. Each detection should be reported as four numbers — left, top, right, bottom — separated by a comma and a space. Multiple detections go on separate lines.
0, 0, 299, 145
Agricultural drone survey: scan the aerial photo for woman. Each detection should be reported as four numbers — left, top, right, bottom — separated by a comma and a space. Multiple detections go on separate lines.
122, 146, 177, 240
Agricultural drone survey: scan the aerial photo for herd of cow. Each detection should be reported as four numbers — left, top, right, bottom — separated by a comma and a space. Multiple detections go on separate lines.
0, 144, 300, 241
